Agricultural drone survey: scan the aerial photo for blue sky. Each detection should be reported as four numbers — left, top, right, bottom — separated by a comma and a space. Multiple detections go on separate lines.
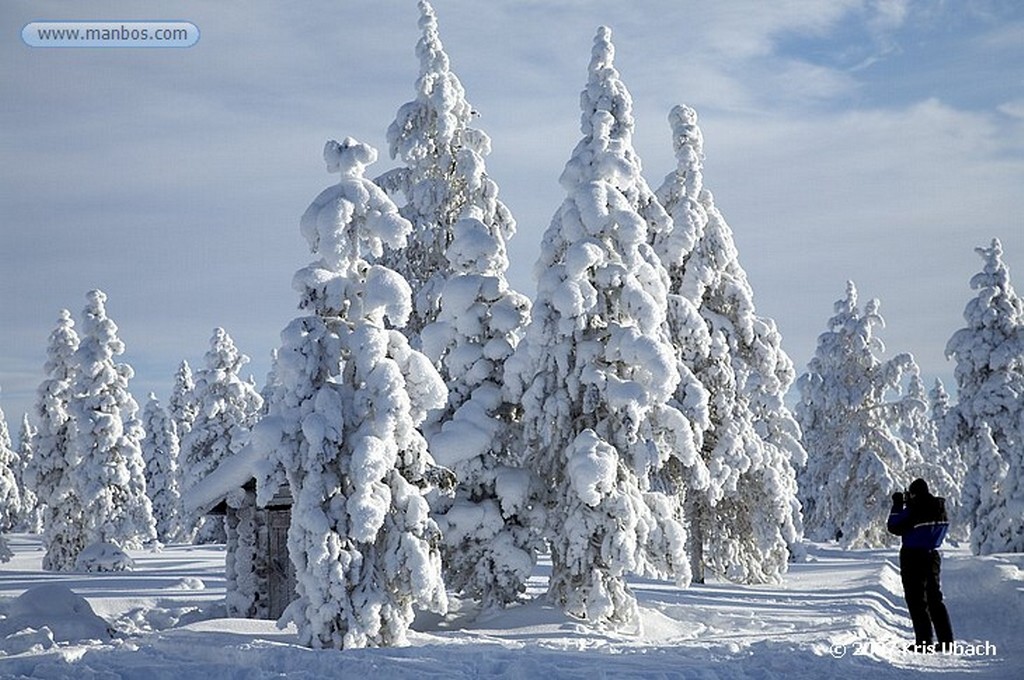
2, 0, 1023, 429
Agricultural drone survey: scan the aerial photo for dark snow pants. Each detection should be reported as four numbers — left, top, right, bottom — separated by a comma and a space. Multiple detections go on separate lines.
899, 548, 954, 646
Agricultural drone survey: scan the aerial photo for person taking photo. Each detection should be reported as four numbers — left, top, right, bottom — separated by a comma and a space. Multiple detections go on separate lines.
887, 477, 955, 652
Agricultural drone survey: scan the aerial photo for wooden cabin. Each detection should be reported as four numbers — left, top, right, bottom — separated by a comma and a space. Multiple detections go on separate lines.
186, 446, 296, 620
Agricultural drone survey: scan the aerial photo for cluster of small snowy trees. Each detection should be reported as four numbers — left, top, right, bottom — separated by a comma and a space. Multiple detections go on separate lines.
796, 240, 1024, 554
3, 0, 1022, 654
797, 282, 932, 547
0, 289, 264, 571
5, 293, 158, 572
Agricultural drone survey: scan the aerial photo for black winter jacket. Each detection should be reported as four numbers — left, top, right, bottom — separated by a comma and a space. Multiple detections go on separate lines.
887, 492, 949, 550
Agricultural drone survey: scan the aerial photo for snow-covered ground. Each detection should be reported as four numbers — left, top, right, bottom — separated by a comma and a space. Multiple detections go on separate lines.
0, 534, 1018, 679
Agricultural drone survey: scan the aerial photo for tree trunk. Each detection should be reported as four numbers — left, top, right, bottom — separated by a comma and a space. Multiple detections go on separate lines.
686, 494, 706, 584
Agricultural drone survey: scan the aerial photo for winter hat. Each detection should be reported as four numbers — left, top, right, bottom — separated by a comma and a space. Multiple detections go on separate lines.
909, 478, 929, 496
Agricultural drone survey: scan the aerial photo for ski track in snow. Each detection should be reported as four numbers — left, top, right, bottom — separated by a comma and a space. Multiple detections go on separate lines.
0, 535, 1019, 679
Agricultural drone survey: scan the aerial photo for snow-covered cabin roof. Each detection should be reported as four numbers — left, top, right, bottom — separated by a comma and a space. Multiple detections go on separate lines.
183, 443, 267, 516
184, 414, 293, 517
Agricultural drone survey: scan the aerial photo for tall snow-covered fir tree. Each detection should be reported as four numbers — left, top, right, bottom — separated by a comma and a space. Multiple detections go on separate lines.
654, 104, 804, 583
30, 309, 82, 571
420, 209, 538, 610
169, 360, 198, 440
945, 239, 1024, 554
379, 0, 539, 608
179, 328, 263, 543
254, 137, 449, 649
377, 0, 515, 346
796, 282, 919, 548
0, 397, 21, 534
68, 290, 156, 563
141, 394, 183, 543
507, 27, 703, 629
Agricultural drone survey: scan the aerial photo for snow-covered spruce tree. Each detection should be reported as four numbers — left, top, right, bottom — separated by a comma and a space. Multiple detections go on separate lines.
179, 328, 263, 543
507, 28, 703, 629
0, 397, 21, 534
946, 239, 1024, 553
420, 219, 538, 610
260, 348, 280, 413
377, 0, 538, 609
966, 423, 1011, 555
0, 401, 24, 561
68, 290, 156, 563
929, 380, 960, 466
796, 282, 920, 548
141, 394, 183, 543
377, 0, 516, 347
254, 137, 449, 649
924, 379, 969, 543
17, 414, 42, 533
30, 309, 82, 571
654, 104, 805, 583
169, 360, 198, 440
0, 402, 15, 562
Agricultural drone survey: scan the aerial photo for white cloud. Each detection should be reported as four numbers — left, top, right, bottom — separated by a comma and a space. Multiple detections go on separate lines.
998, 100, 1024, 120
676, 98, 1024, 382
1, 0, 1021, 423
869, 0, 911, 31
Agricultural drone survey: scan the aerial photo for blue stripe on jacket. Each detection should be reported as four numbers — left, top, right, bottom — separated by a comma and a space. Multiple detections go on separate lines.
887, 506, 949, 549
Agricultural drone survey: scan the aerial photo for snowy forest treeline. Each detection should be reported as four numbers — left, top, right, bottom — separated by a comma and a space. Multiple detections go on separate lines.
1, 0, 1022, 650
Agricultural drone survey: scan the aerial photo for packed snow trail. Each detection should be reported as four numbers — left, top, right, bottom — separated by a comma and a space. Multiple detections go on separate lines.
0, 536, 1018, 678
